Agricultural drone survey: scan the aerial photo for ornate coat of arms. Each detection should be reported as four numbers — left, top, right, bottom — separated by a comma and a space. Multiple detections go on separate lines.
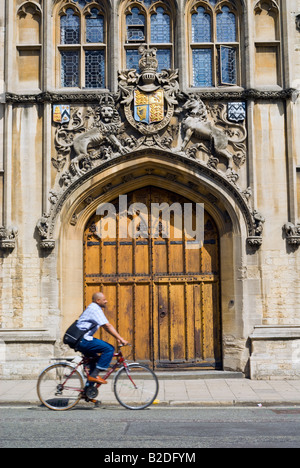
118, 46, 179, 136
134, 89, 164, 125
53, 104, 70, 124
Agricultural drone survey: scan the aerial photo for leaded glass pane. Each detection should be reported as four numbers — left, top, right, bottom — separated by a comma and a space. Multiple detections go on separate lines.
86, 9, 104, 43
126, 8, 146, 42
126, 8, 145, 25
220, 46, 237, 85
61, 50, 79, 87
61, 9, 80, 44
192, 7, 211, 43
192, 49, 213, 87
156, 49, 171, 71
151, 7, 171, 43
85, 50, 105, 88
126, 49, 140, 70
217, 6, 236, 43
209, 0, 217, 6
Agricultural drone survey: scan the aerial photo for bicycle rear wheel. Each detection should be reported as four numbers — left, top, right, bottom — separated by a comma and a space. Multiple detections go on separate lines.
114, 364, 159, 410
37, 363, 84, 411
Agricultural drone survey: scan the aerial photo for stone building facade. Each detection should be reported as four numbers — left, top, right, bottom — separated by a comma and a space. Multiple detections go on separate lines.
0, 0, 300, 379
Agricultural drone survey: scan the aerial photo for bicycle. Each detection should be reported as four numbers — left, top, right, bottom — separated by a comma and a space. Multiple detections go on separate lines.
37, 345, 159, 411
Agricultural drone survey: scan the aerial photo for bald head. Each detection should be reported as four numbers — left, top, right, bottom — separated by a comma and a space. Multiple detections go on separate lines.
92, 292, 103, 302
92, 292, 108, 308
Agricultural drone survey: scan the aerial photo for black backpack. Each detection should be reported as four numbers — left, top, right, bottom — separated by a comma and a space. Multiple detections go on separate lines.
63, 320, 87, 350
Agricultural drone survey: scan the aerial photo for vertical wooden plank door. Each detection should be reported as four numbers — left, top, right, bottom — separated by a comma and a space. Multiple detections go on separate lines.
84, 187, 222, 369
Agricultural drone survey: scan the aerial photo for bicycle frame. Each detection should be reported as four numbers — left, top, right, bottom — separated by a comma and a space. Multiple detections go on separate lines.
61, 348, 134, 393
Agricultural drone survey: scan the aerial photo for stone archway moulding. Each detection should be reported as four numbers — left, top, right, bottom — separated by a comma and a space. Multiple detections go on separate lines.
38, 149, 263, 250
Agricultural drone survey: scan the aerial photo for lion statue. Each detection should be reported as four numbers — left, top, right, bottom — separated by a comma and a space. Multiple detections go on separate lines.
70, 95, 129, 175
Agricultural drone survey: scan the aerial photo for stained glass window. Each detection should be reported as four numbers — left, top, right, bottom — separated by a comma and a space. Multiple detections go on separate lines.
217, 6, 236, 43
126, 8, 146, 42
123, 1, 173, 71
192, 7, 211, 43
220, 46, 236, 85
126, 49, 140, 70
85, 50, 105, 88
190, 1, 239, 87
193, 49, 213, 87
86, 8, 104, 43
151, 7, 171, 43
61, 50, 80, 87
60, 9, 80, 44
59, 2, 106, 88
156, 49, 171, 71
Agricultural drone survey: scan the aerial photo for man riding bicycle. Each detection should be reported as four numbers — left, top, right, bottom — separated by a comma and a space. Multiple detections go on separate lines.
76, 292, 129, 385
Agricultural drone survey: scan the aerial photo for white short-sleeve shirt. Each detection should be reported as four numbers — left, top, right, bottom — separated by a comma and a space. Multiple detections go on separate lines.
77, 302, 109, 341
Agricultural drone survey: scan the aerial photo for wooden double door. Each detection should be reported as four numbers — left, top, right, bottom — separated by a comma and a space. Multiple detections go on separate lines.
84, 187, 222, 369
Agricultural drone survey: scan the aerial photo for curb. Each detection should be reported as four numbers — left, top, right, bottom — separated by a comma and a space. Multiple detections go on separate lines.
1, 400, 300, 408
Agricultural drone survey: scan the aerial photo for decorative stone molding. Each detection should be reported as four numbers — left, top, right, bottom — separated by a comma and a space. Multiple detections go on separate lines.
0, 226, 18, 252
4, 88, 298, 104
254, 0, 279, 14
17, 1, 42, 18
283, 222, 300, 246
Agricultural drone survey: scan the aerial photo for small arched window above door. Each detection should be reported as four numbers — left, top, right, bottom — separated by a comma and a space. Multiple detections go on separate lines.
56, 0, 108, 89
188, 0, 241, 88
121, 0, 175, 73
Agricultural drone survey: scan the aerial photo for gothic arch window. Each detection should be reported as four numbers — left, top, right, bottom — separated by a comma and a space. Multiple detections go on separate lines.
188, 0, 241, 88
56, 0, 108, 89
121, 0, 175, 72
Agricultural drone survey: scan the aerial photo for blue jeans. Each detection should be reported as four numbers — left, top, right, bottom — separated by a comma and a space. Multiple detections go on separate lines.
77, 338, 115, 371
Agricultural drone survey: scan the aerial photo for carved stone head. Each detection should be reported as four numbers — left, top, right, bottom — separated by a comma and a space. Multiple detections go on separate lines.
100, 105, 115, 123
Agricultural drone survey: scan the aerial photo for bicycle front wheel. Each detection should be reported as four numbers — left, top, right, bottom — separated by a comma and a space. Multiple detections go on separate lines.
114, 364, 159, 410
37, 363, 84, 411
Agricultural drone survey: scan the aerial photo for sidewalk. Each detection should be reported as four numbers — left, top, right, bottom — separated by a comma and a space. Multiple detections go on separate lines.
1, 375, 300, 407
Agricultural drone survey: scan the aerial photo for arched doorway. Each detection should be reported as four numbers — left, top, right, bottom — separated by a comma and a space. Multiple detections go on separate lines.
83, 186, 222, 369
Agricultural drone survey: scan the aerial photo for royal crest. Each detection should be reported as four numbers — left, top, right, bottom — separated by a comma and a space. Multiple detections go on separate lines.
118, 46, 179, 136
134, 89, 164, 125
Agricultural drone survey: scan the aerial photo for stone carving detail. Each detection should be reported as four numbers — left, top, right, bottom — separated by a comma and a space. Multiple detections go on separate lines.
36, 213, 55, 250
283, 222, 300, 246
247, 211, 265, 247
0, 226, 18, 251
118, 45, 179, 136
54, 94, 129, 177
179, 95, 247, 170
